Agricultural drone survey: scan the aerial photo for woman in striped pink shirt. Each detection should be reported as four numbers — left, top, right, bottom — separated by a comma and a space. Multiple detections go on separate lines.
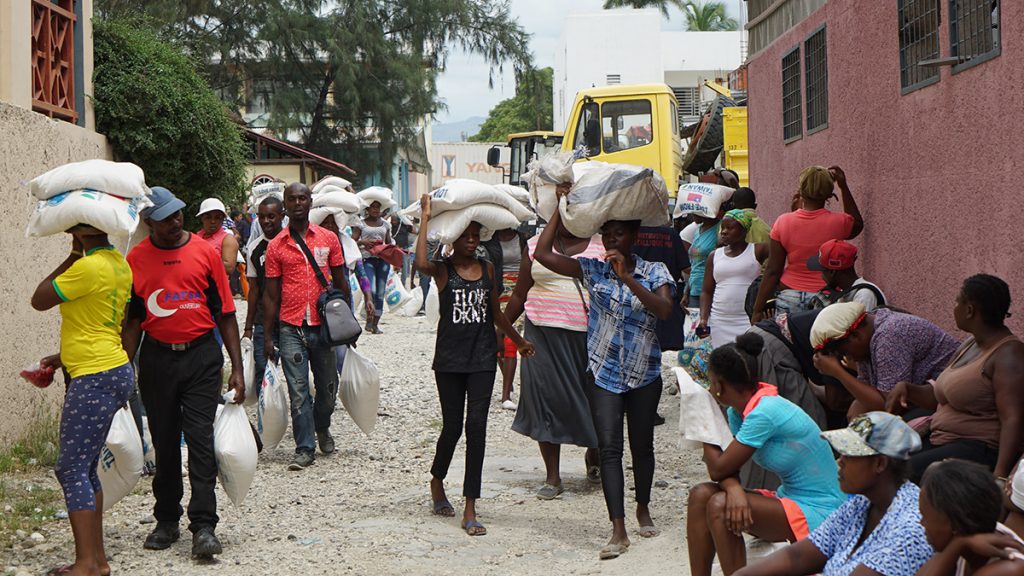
505, 219, 605, 500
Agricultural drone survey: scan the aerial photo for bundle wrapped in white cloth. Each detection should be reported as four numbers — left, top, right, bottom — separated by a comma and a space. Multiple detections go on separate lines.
400, 179, 534, 222
674, 367, 733, 450
558, 162, 670, 238
26, 189, 152, 238
357, 186, 396, 211
673, 182, 735, 219
30, 159, 148, 200
311, 176, 352, 194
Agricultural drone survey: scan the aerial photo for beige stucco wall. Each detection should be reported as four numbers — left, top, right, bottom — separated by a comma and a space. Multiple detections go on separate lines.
0, 100, 111, 444
245, 163, 312, 188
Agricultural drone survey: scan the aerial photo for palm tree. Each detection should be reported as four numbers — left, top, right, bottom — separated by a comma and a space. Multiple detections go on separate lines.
603, 0, 739, 31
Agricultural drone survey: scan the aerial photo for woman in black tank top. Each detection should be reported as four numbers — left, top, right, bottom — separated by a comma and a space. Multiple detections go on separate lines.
414, 194, 535, 536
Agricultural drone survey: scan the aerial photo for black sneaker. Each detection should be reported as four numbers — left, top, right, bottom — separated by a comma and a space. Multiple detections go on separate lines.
191, 527, 222, 559
316, 429, 335, 455
654, 413, 666, 426
288, 451, 315, 471
143, 521, 180, 550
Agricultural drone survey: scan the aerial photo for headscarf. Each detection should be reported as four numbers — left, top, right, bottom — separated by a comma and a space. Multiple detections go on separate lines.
724, 208, 753, 231
811, 301, 867, 350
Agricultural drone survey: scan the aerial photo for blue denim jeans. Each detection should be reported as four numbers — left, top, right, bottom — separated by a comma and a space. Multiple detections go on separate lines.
363, 257, 390, 313
774, 289, 816, 316
334, 344, 348, 376
252, 323, 279, 401
278, 323, 338, 455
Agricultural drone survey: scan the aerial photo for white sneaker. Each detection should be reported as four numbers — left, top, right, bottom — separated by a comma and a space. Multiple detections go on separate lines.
501, 400, 516, 411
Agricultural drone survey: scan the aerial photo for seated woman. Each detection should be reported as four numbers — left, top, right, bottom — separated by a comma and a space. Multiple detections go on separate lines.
810, 302, 959, 417
735, 412, 933, 576
687, 333, 845, 576
886, 275, 1024, 483
916, 459, 1024, 576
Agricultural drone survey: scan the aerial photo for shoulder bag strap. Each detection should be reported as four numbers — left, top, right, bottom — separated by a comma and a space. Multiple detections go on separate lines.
558, 235, 589, 315
289, 227, 329, 289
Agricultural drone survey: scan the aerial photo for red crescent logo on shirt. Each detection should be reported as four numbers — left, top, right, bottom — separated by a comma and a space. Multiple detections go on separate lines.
147, 289, 178, 318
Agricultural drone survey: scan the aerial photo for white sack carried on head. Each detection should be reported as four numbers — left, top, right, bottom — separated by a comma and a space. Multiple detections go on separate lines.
249, 181, 285, 208
524, 151, 575, 221
493, 183, 532, 206
673, 367, 734, 450
26, 189, 152, 238
527, 162, 601, 222
401, 179, 533, 222
673, 183, 735, 219
559, 163, 670, 238
311, 176, 352, 194
31, 159, 148, 200
312, 190, 363, 214
426, 204, 522, 244
357, 186, 396, 211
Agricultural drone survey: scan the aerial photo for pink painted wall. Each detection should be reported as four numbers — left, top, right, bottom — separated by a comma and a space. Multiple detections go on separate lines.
746, 0, 1024, 334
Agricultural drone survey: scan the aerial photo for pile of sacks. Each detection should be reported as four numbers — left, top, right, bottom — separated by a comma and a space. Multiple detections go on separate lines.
309, 184, 362, 269
26, 159, 152, 237
524, 152, 669, 237
400, 179, 533, 244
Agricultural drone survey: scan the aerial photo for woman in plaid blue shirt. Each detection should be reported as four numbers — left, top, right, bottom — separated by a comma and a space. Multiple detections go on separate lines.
535, 185, 675, 561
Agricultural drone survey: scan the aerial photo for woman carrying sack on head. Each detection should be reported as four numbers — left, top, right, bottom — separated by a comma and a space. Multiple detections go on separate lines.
31, 224, 135, 576
414, 194, 535, 537
534, 185, 675, 560
352, 200, 393, 334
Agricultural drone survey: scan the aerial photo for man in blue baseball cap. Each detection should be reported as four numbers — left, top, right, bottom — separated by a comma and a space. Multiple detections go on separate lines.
122, 186, 245, 560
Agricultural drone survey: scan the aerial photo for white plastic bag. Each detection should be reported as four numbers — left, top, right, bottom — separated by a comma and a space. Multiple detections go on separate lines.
384, 270, 414, 313
30, 159, 148, 200
214, 391, 258, 506
240, 337, 257, 407
426, 204, 522, 244
26, 190, 151, 238
425, 283, 440, 326
399, 286, 424, 317
673, 183, 735, 220
559, 162, 670, 238
311, 176, 352, 194
357, 186, 396, 211
256, 360, 289, 450
338, 348, 380, 435
674, 367, 734, 450
400, 179, 534, 222
97, 406, 144, 511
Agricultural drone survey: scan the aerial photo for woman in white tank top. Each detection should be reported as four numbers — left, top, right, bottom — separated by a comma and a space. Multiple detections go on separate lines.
698, 210, 768, 349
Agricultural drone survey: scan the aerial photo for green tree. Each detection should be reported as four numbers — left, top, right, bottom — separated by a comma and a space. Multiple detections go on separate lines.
95, 0, 534, 186
603, 0, 738, 31
469, 67, 553, 142
92, 19, 249, 224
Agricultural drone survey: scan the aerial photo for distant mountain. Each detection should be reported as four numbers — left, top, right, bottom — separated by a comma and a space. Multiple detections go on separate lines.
432, 116, 486, 143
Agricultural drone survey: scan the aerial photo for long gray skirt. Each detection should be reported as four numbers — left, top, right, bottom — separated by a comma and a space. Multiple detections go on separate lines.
511, 320, 598, 448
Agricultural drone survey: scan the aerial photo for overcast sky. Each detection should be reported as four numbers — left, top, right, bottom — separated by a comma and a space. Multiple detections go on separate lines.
433, 0, 745, 124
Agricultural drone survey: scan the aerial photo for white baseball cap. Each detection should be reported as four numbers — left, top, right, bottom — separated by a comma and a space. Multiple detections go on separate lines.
196, 198, 227, 217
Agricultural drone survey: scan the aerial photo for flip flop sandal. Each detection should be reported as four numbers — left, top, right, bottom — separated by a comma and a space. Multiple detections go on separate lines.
461, 519, 487, 536
536, 483, 565, 500
638, 525, 660, 538
587, 465, 601, 484
432, 499, 455, 517
599, 543, 629, 560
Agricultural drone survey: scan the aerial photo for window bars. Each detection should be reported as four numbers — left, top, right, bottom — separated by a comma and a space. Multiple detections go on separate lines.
804, 27, 828, 133
898, 0, 941, 93
950, 0, 1000, 72
782, 47, 802, 142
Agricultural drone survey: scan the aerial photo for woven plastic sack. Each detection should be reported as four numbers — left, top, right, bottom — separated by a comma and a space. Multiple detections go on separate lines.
357, 186, 396, 211
27, 189, 151, 238
312, 176, 352, 194
673, 183, 735, 219
559, 163, 670, 238
31, 159, 148, 200
426, 204, 521, 244
401, 179, 533, 222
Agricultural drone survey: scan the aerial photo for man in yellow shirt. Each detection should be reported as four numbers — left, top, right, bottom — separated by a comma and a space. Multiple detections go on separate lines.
31, 224, 134, 576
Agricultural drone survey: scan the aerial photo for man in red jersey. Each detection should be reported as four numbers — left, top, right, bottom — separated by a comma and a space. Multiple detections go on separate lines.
264, 182, 349, 471
121, 186, 245, 560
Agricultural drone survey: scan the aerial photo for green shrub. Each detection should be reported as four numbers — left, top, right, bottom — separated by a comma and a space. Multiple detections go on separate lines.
93, 19, 249, 227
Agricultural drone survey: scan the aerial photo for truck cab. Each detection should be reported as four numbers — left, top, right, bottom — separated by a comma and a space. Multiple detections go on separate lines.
560, 84, 683, 198
493, 131, 564, 187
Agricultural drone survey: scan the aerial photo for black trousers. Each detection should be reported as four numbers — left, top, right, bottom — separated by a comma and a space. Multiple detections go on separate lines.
910, 435, 999, 484
138, 335, 222, 533
587, 377, 663, 521
430, 371, 495, 499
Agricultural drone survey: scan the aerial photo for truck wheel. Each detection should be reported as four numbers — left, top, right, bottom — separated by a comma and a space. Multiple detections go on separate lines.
682, 94, 735, 177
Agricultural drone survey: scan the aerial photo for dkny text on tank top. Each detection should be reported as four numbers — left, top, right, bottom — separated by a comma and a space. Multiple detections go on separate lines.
451, 287, 488, 324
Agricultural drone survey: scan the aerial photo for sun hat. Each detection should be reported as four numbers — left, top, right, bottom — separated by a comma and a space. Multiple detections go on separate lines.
821, 411, 921, 460
140, 186, 186, 222
196, 198, 228, 217
807, 239, 858, 271
811, 301, 867, 350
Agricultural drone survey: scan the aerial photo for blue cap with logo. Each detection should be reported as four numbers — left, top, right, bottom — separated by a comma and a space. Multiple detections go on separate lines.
140, 186, 186, 222
821, 411, 921, 460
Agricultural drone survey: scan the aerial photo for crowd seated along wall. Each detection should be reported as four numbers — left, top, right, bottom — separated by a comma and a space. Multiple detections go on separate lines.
0, 100, 111, 443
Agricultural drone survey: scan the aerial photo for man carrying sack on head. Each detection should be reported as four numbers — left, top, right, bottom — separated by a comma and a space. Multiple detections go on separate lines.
121, 186, 245, 560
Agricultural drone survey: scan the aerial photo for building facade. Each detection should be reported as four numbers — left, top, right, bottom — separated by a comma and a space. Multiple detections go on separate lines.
1, 0, 113, 442
745, 0, 1020, 332
553, 10, 744, 132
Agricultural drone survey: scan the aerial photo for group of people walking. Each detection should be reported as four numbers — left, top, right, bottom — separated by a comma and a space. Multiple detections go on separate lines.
30, 161, 1024, 575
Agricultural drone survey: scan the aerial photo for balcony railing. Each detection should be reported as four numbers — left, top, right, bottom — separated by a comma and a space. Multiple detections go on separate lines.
31, 0, 78, 123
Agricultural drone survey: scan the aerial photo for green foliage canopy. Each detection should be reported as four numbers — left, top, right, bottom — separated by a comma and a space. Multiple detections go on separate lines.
602, 0, 739, 31
92, 19, 248, 222
469, 67, 553, 142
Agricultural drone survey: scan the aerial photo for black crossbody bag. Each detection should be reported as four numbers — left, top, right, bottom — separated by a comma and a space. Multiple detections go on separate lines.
289, 228, 361, 346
